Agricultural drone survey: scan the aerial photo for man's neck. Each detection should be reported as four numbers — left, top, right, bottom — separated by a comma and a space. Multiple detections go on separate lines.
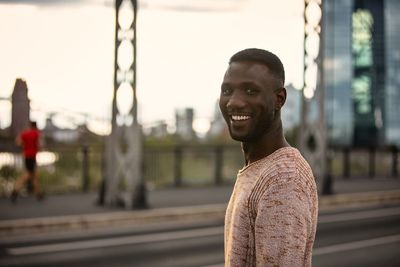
241, 124, 289, 165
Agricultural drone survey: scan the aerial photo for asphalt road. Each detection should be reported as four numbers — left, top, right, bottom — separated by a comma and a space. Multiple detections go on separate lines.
1, 204, 399, 267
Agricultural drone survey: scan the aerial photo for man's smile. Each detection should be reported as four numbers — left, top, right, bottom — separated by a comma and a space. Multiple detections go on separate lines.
230, 114, 251, 122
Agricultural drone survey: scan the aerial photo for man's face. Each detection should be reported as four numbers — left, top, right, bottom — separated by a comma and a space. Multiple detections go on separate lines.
219, 61, 279, 142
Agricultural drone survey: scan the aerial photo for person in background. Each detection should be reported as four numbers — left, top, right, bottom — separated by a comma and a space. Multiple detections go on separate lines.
11, 121, 44, 202
220, 48, 318, 266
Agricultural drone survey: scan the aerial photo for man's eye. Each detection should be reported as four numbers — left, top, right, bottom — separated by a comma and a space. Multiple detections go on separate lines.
221, 88, 232, 95
246, 88, 257, 95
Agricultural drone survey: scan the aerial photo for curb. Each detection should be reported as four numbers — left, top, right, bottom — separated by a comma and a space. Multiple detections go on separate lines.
319, 189, 400, 210
0, 204, 227, 237
1, 190, 400, 237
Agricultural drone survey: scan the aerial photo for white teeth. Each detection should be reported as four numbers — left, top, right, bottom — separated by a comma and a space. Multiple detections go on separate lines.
231, 115, 250, 121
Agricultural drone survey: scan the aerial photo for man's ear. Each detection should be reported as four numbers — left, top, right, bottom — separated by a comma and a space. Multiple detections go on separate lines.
275, 87, 287, 111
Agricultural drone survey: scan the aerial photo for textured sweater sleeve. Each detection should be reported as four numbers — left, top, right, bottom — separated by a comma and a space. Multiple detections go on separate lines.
254, 179, 313, 267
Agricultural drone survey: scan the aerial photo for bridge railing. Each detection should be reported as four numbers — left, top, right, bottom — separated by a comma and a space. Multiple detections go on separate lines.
0, 144, 398, 195
328, 146, 399, 179
0, 145, 103, 195
144, 144, 243, 188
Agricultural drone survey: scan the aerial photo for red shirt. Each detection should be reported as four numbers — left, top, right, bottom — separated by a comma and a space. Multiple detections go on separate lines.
20, 128, 40, 158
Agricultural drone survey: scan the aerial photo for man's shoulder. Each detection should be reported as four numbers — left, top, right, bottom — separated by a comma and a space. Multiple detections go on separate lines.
20, 129, 40, 140
257, 148, 315, 190
257, 147, 300, 175
26, 129, 40, 135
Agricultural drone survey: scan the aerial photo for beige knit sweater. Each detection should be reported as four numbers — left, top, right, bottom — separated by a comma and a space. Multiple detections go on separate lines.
224, 147, 318, 267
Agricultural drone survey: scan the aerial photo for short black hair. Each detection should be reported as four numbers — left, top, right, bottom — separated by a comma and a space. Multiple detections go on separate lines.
229, 48, 285, 87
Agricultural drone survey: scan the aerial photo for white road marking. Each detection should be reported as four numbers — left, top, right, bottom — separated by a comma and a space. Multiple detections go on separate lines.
318, 206, 400, 224
7, 226, 223, 256
7, 207, 400, 257
201, 234, 400, 266
313, 234, 400, 256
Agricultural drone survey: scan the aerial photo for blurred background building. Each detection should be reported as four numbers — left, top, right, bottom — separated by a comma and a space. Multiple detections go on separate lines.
324, 0, 400, 147
282, 84, 301, 131
11, 79, 30, 138
175, 108, 195, 140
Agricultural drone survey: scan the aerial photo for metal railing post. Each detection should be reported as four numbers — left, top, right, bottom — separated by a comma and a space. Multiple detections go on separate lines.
392, 146, 398, 178
214, 146, 223, 185
82, 145, 90, 192
343, 147, 350, 179
173, 146, 182, 187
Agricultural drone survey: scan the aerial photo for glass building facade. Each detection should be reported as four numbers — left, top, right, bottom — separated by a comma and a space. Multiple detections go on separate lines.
384, 0, 400, 145
323, 0, 354, 146
323, 0, 400, 147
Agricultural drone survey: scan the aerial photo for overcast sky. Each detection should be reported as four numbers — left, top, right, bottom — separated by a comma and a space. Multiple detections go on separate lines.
0, 0, 304, 134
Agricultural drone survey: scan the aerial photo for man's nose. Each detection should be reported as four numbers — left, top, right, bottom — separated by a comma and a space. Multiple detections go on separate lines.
226, 90, 246, 110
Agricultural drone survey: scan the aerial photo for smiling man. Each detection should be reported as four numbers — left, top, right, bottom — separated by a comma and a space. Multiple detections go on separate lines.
220, 48, 318, 267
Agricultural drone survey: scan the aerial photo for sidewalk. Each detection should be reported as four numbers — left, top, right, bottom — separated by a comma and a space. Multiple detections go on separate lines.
1, 177, 399, 236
